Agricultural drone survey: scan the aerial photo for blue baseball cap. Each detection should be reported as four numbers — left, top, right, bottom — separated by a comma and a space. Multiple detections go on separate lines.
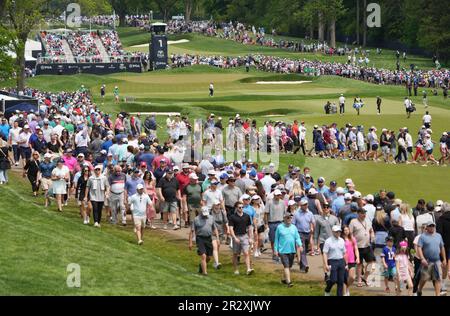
220, 173, 229, 180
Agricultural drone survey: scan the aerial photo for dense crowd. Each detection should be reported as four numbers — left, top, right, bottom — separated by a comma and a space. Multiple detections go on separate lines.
38, 30, 140, 64
0, 84, 449, 297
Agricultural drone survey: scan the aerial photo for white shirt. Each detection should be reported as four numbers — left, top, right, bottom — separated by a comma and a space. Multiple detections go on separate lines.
18, 131, 32, 147
202, 189, 223, 208
405, 133, 413, 147
323, 236, 346, 260
400, 214, 415, 232
128, 193, 152, 217
53, 124, 65, 137
9, 127, 21, 145
404, 99, 411, 108
260, 175, 276, 196
339, 96, 345, 104
422, 114, 432, 124
42, 126, 53, 142
363, 204, 376, 223
75, 129, 89, 147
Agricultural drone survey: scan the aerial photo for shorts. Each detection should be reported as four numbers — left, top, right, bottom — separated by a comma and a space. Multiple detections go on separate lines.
133, 215, 146, 227
41, 178, 52, 190
371, 144, 379, 151
358, 145, 365, 152
269, 222, 281, 243
426, 149, 433, 155
279, 253, 295, 268
196, 236, 213, 256
212, 234, 226, 242
383, 267, 397, 278
188, 205, 201, 222
420, 262, 441, 282
257, 225, 265, 234
347, 263, 357, 269
381, 146, 390, 155
162, 201, 178, 213
407, 147, 413, 153
233, 234, 250, 254
358, 247, 376, 263
326, 144, 332, 150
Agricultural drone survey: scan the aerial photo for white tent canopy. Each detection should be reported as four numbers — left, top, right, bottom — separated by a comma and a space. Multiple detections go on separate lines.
6, 39, 41, 61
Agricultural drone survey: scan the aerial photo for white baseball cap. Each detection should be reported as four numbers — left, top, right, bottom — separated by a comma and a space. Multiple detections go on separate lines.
365, 194, 374, 202
345, 178, 353, 185
332, 225, 342, 232
336, 187, 345, 194
353, 191, 362, 199
344, 193, 353, 200
273, 189, 282, 196
44, 153, 52, 159
189, 173, 198, 180
136, 184, 144, 190
201, 206, 210, 216
241, 194, 251, 200
288, 200, 296, 206
308, 188, 317, 195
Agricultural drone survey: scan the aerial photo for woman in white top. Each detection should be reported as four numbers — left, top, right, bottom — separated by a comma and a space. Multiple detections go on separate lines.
251, 195, 266, 258
8, 121, 21, 166
51, 159, 70, 212
398, 203, 415, 249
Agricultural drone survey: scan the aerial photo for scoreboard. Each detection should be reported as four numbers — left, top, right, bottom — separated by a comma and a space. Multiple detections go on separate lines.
150, 34, 168, 70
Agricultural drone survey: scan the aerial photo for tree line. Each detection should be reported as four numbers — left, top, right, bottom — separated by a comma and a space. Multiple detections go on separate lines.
1, 0, 449, 88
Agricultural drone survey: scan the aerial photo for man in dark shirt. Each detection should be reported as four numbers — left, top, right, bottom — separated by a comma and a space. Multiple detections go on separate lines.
228, 201, 254, 275
157, 169, 181, 230
153, 159, 169, 183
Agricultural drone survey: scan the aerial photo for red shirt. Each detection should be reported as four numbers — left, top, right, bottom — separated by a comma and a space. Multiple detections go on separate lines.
176, 172, 191, 193
152, 154, 171, 170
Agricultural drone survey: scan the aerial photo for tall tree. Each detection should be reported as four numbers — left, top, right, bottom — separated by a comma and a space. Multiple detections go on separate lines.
1, 0, 46, 90
184, 0, 196, 22
155, 0, 179, 21
419, 0, 450, 63
355, 0, 359, 44
108, 0, 129, 27
324, 0, 346, 48
0, 27, 15, 82
362, 0, 366, 46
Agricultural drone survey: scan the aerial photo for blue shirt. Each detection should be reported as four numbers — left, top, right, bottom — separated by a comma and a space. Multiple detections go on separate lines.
125, 177, 145, 196
243, 205, 255, 225
292, 209, 315, 233
102, 140, 113, 152
343, 213, 358, 226
332, 196, 345, 215
317, 185, 329, 195
323, 236, 346, 260
39, 161, 55, 178
274, 223, 302, 254
139, 153, 154, 169
418, 233, 444, 263
324, 189, 338, 203
381, 246, 396, 268
0, 124, 10, 138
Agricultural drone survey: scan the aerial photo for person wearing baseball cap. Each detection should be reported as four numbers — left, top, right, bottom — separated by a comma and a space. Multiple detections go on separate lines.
266, 188, 287, 263
189, 205, 219, 276
322, 225, 346, 296
292, 197, 317, 271
128, 183, 152, 245
416, 220, 447, 296
39, 152, 55, 207
176, 163, 193, 227
86, 164, 110, 227
202, 178, 223, 210
363, 194, 376, 222
156, 167, 181, 230
317, 177, 329, 196
274, 211, 302, 287
183, 173, 202, 228
331, 187, 346, 216
349, 204, 376, 288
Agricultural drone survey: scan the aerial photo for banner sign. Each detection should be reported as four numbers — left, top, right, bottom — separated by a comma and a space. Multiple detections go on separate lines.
35, 62, 142, 75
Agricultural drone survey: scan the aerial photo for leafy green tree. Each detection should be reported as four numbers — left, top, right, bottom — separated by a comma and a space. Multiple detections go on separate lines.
0, 26, 15, 82
1, 0, 46, 90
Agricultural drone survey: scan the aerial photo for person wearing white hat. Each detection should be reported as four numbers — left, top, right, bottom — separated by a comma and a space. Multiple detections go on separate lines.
423, 132, 439, 166
322, 225, 346, 296
17, 124, 32, 167
210, 199, 229, 269
363, 194, 376, 222
51, 158, 70, 212
86, 165, 110, 227
127, 183, 152, 245
331, 187, 346, 216
183, 173, 202, 228
292, 198, 316, 270
338, 93, 345, 115
189, 206, 219, 276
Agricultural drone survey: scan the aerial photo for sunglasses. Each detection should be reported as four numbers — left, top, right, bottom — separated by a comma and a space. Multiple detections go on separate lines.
236, 206, 243, 209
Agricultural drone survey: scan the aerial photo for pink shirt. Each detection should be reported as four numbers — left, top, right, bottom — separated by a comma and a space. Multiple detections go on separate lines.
344, 237, 357, 264
63, 155, 78, 173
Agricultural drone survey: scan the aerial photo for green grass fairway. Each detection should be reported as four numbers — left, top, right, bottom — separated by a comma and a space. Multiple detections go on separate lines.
118, 28, 436, 70
1, 50, 449, 295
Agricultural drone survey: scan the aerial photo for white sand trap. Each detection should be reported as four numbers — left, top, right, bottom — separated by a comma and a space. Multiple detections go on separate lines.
130, 39, 190, 48
130, 112, 180, 116
255, 81, 312, 85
